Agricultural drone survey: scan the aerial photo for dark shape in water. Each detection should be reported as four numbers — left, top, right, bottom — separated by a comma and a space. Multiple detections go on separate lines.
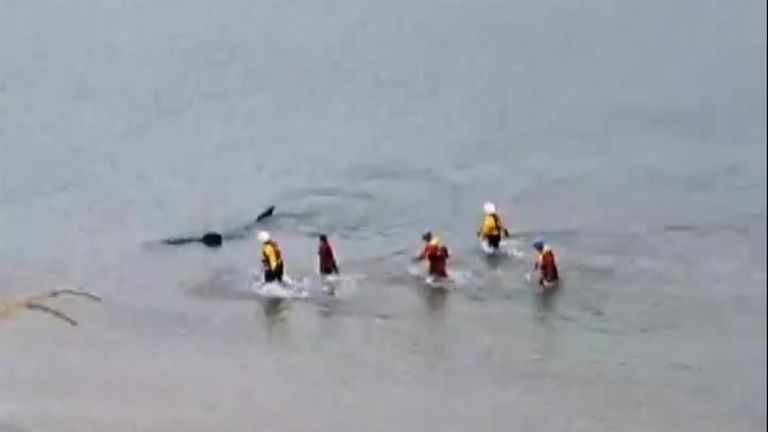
422, 285, 449, 310
160, 205, 275, 248
201, 232, 223, 247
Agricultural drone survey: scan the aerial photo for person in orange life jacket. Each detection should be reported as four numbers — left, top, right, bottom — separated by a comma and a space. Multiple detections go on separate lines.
258, 231, 284, 283
415, 231, 450, 278
532, 239, 559, 286
318, 234, 339, 276
477, 202, 510, 250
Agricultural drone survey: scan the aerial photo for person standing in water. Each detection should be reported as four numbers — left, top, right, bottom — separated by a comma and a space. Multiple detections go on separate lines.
318, 234, 340, 277
477, 202, 509, 250
532, 239, 559, 286
258, 231, 284, 283
415, 231, 450, 279
477, 201, 510, 251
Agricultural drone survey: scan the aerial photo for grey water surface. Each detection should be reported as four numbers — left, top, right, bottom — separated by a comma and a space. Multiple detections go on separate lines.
1, 0, 765, 431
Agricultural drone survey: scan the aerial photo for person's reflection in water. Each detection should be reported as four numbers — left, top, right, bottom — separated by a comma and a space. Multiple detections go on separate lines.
420, 285, 449, 311
262, 298, 286, 316
256, 297, 290, 337
534, 283, 559, 325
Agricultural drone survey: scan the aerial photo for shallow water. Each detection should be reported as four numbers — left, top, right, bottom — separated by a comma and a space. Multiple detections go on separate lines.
1, 0, 766, 431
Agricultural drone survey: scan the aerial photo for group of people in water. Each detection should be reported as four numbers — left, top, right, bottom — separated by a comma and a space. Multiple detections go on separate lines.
255, 201, 560, 290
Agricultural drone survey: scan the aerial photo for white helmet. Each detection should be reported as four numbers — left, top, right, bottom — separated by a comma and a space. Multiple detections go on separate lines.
483, 202, 496, 214
257, 231, 270, 243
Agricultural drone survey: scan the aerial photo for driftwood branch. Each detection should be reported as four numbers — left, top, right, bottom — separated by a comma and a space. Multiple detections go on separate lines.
24, 302, 79, 326
27, 287, 102, 303
0, 287, 101, 327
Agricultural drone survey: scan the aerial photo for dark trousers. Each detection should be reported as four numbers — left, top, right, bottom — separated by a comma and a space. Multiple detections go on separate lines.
540, 265, 559, 285
264, 263, 284, 283
486, 234, 501, 249
320, 265, 338, 276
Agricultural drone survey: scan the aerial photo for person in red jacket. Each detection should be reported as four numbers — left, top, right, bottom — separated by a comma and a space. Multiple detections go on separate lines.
318, 234, 339, 276
532, 239, 559, 286
415, 231, 450, 279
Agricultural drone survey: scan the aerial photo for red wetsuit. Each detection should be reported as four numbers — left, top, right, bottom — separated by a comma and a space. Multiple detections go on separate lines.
318, 241, 339, 275
419, 242, 449, 278
536, 247, 559, 285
